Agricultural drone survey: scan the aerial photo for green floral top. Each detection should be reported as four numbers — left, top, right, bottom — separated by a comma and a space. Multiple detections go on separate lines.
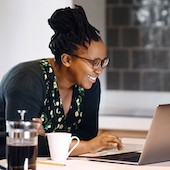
39, 59, 85, 133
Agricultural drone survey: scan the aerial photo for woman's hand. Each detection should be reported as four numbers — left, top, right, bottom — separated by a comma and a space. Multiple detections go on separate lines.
86, 132, 123, 153
32, 118, 45, 136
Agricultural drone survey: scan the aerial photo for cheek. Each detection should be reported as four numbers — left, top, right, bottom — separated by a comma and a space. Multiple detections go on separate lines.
76, 66, 94, 89
69, 62, 87, 80
71, 61, 90, 76
76, 65, 88, 81
70, 62, 92, 86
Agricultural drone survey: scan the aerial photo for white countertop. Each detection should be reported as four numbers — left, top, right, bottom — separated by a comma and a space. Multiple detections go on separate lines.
1, 138, 170, 170
1, 159, 169, 170
36, 159, 170, 170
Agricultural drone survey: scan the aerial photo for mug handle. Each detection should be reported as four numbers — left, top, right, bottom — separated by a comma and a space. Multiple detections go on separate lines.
67, 136, 80, 157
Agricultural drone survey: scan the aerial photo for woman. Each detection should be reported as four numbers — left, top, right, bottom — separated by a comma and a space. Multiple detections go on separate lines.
0, 5, 123, 158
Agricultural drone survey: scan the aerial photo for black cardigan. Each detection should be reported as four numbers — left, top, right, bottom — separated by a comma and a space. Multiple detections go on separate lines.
0, 59, 100, 158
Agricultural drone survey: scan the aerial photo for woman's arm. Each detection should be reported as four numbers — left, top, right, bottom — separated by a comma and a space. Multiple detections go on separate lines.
33, 118, 123, 156
70, 132, 123, 156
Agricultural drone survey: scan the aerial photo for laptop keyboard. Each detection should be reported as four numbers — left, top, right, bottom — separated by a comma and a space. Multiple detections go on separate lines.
97, 152, 141, 163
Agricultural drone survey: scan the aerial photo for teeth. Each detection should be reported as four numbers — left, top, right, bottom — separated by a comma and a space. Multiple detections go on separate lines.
88, 75, 96, 81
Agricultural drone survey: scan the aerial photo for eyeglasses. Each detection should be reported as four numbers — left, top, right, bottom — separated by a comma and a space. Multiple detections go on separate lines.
70, 54, 110, 70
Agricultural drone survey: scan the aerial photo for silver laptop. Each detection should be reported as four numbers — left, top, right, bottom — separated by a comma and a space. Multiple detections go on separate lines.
87, 104, 170, 165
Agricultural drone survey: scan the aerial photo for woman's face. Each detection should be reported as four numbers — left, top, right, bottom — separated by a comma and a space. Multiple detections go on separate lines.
68, 40, 106, 89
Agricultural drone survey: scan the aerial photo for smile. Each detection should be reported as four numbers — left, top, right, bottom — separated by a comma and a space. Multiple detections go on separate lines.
87, 75, 97, 83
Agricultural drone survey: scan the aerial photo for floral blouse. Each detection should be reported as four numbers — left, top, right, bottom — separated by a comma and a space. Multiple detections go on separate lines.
39, 59, 85, 133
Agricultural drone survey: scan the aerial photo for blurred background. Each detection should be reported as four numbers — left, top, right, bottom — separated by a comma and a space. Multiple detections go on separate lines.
1, 0, 170, 134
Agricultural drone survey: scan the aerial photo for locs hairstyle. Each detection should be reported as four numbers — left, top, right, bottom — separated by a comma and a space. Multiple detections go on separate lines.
48, 5, 101, 63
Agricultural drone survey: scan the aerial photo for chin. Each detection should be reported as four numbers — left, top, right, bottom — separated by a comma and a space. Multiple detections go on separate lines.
81, 83, 93, 89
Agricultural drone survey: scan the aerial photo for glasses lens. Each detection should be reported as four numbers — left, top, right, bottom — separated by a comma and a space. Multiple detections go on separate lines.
102, 58, 109, 68
93, 59, 101, 69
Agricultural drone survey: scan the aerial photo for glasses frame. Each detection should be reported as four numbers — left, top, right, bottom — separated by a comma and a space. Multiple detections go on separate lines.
69, 54, 109, 70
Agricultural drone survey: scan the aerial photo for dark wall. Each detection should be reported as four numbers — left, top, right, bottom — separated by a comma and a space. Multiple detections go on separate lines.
106, 0, 170, 91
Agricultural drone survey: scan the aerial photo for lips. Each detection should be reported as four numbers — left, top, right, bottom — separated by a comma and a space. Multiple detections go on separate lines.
87, 75, 97, 83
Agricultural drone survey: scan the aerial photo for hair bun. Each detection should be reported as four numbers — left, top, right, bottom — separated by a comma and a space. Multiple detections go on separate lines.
48, 5, 90, 35
48, 6, 78, 34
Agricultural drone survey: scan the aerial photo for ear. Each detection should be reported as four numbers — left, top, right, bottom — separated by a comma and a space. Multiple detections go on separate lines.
61, 53, 71, 67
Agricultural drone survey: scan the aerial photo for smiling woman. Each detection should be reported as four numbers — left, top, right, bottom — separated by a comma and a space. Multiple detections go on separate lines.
0, 4, 123, 159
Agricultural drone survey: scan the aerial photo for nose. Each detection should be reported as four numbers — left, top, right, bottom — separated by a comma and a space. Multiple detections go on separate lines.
94, 66, 104, 75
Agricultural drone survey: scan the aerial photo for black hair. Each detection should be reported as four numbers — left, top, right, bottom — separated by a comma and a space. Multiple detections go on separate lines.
48, 5, 101, 63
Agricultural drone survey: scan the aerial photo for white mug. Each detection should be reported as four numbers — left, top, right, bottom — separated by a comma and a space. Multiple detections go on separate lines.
47, 132, 80, 164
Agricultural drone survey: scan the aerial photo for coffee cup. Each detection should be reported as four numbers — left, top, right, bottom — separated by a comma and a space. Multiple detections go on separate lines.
47, 132, 80, 164
6, 121, 40, 170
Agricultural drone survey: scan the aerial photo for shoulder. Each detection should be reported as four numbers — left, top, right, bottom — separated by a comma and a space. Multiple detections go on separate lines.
9, 59, 43, 75
2, 59, 43, 82
0, 59, 46, 91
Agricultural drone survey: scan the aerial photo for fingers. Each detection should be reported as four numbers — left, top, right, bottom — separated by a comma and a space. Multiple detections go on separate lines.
32, 118, 45, 136
101, 133, 123, 150
87, 133, 124, 153
32, 118, 42, 124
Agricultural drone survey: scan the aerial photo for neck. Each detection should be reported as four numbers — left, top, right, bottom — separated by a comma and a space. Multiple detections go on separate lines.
48, 58, 73, 90
48, 58, 73, 115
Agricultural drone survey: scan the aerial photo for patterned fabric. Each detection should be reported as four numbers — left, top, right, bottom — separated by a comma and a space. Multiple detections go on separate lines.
39, 59, 85, 133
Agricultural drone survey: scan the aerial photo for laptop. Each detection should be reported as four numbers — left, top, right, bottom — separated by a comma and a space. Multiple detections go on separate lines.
82, 104, 170, 165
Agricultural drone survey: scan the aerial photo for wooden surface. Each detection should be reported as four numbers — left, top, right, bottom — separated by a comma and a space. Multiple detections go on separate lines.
99, 129, 148, 138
